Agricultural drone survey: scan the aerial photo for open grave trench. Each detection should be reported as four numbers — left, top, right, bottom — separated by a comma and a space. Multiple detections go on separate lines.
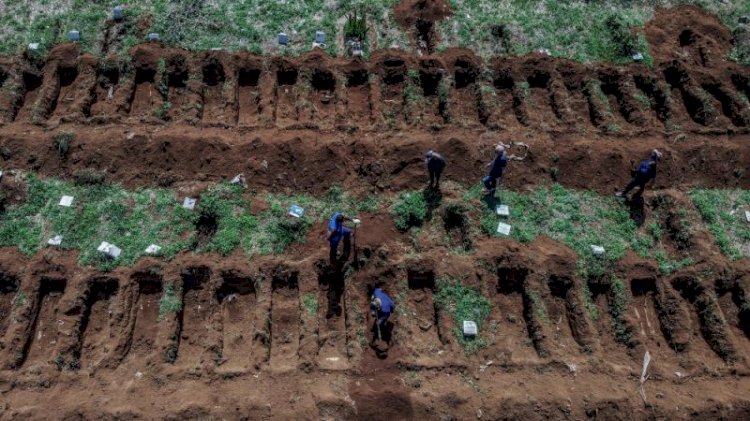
17, 277, 67, 369
215, 269, 265, 372
237, 66, 263, 127
273, 61, 301, 127
173, 266, 216, 368
315, 262, 349, 370
377, 57, 408, 127
200, 56, 233, 126
126, 269, 163, 365
0, 273, 19, 346
269, 267, 300, 370
165, 55, 192, 122
74, 276, 123, 370
300, 67, 337, 128
129, 67, 163, 117
343, 67, 373, 124
399, 266, 447, 364
410, 59, 448, 126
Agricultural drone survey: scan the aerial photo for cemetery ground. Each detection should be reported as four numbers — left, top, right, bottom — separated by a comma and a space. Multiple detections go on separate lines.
1, 1, 750, 420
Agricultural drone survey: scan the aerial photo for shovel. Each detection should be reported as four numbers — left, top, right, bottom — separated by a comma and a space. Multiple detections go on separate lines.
372, 321, 388, 353
352, 218, 361, 265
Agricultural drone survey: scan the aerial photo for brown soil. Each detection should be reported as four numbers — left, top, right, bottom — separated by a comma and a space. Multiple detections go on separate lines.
0, 5, 750, 420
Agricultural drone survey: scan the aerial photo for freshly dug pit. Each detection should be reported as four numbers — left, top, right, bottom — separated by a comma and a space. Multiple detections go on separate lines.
203, 60, 225, 87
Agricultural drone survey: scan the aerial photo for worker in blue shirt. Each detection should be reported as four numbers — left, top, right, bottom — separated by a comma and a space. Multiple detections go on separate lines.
370, 288, 395, 343
326, 212, 356, 265
482, 143, 522, 195
616, 149, 663, 199
425, 150, 446, 190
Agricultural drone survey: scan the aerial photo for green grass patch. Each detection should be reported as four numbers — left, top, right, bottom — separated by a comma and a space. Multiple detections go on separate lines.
158, 284, 182, 320
527, 289, 548, 322
302, 293, 319, 316
0, 174, 375, 270
582, 283, 599, 321
609, 277, 634, 347
434, 278, 492, 354
691, 189, 750, 259
476, 183, 655, 277
391, 190, 429, 232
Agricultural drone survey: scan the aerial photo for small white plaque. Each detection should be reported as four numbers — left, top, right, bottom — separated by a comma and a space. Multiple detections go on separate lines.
289, 205, 304, 218
145, 244, 162, 255
59, 196, 74, 207
463, 320, 478, 336
496, 222, 511, 236
97, 241, 121, 258
183, 197, 196, 210
48, 235, 63, 246
496, 205, 509, 216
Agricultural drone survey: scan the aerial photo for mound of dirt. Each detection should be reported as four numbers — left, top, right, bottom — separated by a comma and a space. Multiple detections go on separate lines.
646, 5, 733, 66
393, 0, 453, 28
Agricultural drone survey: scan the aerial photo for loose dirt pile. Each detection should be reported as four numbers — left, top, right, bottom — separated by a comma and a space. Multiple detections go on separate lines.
0, 5, 750, 420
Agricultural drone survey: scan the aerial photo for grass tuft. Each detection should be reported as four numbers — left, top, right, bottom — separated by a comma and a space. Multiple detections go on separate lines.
392, 190, 428, 231
158, 284, 182, 320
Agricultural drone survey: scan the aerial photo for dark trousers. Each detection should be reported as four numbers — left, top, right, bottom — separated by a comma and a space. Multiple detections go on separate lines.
483, 175, 498, 192
329, 233, 351, 265
623, 176, 649, 196
429, 169, 442, 187
371, 319, 392, 343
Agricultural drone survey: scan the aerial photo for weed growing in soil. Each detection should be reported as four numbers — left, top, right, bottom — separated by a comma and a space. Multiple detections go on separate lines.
73, 169, 106, 186
581, 283, 599, 321
434, 278, 491, 354
302, 293, 318, 316
691, 189, 750, 259
53, 132, 74, 160
392, 190, 429, 231
12, 291, 26, 307
158, 285, 181, 320
152, 101, 171, 120
527, 289, 549, 323
609, 277, 634, 347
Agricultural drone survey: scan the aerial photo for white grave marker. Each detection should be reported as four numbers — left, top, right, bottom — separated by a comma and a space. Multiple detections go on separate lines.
288, 204, 304, 218
59, 195, 74, 207
745, 210, 750, 223
496, 222, 511, 236
496, 204, 509, 216
48, 235, 63, 246
183, 197, 196, 210
145, 244, 162, 255
463, 320, 478, 337
97, 242, 122, 258
591, 245, 605, 256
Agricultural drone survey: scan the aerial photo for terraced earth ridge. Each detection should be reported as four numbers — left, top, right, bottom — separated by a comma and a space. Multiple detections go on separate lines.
1, 4, 750, 420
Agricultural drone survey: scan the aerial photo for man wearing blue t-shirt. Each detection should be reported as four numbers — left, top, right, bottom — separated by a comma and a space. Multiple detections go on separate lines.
326, 212, 355, 265
370, 287, 395, 344
616, 149, 663, 199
